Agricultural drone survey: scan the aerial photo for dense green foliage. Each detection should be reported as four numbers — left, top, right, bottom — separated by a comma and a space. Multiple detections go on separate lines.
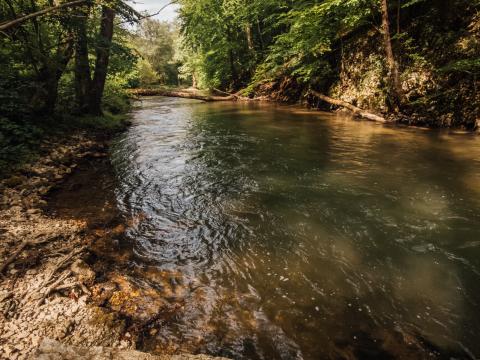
179, 0, 479, 120
0, 0, 140, 115
131, 19, 181, 86
1, 0, 479, 176
0, 0, 141, 175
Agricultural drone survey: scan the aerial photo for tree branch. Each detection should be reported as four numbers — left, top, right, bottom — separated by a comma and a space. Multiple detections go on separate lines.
0, 0, 88, 31
117, 0, 178, 26
310, 90, 387, 123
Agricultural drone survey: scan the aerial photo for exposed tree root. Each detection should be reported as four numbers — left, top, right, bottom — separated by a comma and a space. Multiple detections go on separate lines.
37, 269, 72, 306
310, 90, 388, 123
0, 241, 29, 275
0, 236, 57, 275
22, 246, 86, 305
43, 246, 86, 286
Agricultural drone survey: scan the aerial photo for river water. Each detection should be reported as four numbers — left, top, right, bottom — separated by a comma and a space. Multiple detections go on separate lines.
110, 97, 480, 359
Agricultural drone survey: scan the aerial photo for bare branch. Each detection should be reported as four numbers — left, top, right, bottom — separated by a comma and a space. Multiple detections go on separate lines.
140, 0, 178, 21
117, 0, 178, 25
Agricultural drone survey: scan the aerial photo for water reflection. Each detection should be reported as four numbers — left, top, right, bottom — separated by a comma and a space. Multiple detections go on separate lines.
111, 97, 480, 359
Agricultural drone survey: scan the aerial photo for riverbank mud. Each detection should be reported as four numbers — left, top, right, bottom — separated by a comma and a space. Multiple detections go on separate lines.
0, 131, 227, 360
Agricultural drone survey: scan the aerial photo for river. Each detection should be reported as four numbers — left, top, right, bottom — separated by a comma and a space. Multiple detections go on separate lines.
108, 97, 480, 359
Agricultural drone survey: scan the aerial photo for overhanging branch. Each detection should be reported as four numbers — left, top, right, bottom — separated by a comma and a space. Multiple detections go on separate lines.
0, 0, 88, 31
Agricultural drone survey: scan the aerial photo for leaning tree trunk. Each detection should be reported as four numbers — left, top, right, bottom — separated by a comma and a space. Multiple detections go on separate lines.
88, 5, 114, 115
381, 0, 403, 112
74, 6, 91, 113
310, 90, 387, 123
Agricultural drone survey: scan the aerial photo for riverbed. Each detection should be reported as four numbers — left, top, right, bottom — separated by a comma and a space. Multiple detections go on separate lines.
106, 97, 480, 359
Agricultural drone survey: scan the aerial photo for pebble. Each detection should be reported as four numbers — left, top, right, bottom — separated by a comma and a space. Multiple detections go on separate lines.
0, 135, 220, 360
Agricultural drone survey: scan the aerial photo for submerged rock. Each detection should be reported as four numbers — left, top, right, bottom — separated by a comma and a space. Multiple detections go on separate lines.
0, 132, 230, 360
93, 274, 169, 323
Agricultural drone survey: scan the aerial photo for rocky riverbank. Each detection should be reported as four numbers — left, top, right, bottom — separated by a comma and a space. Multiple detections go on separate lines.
0, 131, 227, 360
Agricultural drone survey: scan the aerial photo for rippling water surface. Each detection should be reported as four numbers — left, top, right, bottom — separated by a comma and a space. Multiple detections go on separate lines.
111, 97, 480, 359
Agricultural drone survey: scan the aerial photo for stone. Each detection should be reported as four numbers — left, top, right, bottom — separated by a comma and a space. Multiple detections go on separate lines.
101, 274, 169, 323
4, 176, 24, 188
70, 260, 96, 285
35, 339, 230, 360
0, 135, 232, 360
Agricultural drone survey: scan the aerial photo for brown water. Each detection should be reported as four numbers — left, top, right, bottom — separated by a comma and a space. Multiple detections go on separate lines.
109, 97, 480, 359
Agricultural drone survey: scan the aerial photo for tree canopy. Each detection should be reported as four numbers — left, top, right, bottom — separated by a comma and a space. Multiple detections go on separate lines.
178, 0, 479, 107
0, 0, 140, 117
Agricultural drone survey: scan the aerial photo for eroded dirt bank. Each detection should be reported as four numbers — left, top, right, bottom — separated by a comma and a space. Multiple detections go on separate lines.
0, 131, 227, 360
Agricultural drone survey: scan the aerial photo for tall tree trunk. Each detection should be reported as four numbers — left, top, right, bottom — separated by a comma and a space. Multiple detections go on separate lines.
74, 7, 91, 113
31, 66, 53, 114
229, 49, 238, 88
396, 0, 401, 34
245, 23, 254, 51
33, 35, 74, 115
88, 5, 115, 115
50, 37, 74, 112
381, 0, 403, 112
256, 19, 264, 51
192, 73, 198, 89
435, 0, 452, 26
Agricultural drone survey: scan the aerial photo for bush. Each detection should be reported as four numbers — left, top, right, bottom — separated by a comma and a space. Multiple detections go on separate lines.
0, 117, 44, 177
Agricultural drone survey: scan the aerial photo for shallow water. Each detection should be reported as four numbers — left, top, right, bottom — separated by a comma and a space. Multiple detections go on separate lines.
110, 97, 480, 359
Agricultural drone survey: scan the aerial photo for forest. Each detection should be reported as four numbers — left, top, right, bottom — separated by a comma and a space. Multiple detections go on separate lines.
1, 1, 480, 359
1, 1, 478, 163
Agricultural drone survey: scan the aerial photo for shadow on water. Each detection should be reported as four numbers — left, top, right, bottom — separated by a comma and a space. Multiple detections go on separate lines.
51, 97, 480, 360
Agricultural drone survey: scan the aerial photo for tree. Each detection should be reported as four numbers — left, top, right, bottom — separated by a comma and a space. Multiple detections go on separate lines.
132, 19, 179, 86
0, 0, 141, 117
88, 5, 115, 115
381, 0, 403, 111
178, 0, 267, 89
73, 4, 91, 112
0, 0, 87, 31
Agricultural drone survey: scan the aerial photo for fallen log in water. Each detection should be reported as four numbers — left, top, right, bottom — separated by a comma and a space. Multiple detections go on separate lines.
129, 88, 242, 102
212, 88, 247, 100
310, 90, 387, 123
